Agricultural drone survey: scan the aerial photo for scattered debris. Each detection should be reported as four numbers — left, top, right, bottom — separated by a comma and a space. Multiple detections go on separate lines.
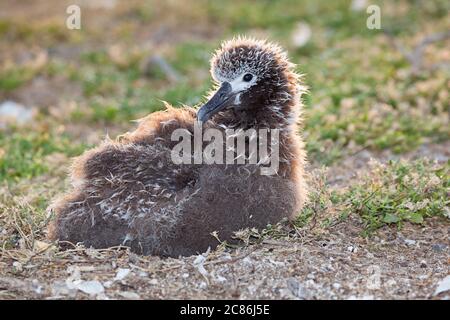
1, 217, 449, 299
64, 266, 105, 296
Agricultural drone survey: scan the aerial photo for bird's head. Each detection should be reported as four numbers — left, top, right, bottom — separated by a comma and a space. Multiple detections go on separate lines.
197, 37, 304, 127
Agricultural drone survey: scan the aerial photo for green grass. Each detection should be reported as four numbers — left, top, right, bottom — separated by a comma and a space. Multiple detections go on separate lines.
349, 159, 449, 234
301, 48, 449, 163
0, 129, 85, 182
296, 160, 450, 234
65, 42, 214, 123
0, 66, 37, 91
0, 0, 449, 237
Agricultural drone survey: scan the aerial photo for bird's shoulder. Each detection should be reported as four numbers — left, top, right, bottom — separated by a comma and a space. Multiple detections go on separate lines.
118, 104, 197, 145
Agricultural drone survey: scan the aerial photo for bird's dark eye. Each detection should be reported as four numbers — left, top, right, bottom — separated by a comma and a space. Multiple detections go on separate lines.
243, 73, 253, 82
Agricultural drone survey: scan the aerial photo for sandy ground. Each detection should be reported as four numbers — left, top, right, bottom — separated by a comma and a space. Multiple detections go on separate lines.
1, 143, 448, 300
0, 215, 448, 300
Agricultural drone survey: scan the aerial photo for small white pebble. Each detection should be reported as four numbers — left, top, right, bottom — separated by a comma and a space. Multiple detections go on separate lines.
333, 283, 341, 290
13, 261, 23, 272
32, 279, 43, 294
138, 271, 149, 277
269, 259, 285, 267
74, 280, 104, 296
114, 268, 131, 281
386, 279, 398, 286
305, 279, 315, 286
118, 291, 141, 300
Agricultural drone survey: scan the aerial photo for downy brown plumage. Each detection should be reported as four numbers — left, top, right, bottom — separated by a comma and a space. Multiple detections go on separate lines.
48, 37, 308, 257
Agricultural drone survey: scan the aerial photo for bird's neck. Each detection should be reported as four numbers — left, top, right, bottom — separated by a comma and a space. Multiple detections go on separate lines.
214, 101, 299, 134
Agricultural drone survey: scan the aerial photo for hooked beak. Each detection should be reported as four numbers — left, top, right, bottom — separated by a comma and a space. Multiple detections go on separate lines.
197, 82, 234, 122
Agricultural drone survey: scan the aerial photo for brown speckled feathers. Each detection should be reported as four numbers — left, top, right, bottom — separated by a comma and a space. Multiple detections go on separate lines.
48, 38, 308, 257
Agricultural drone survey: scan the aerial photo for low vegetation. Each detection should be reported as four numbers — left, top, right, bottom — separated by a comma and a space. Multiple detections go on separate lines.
0, 1, 448, 299
296, 159, 449, 235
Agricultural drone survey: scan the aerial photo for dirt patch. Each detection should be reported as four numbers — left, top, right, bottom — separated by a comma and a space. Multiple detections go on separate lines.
0, 216, 448, 300
325, 141, 450, 187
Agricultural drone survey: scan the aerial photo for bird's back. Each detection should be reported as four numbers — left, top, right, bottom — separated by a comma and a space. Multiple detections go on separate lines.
48, 106, 302, 256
